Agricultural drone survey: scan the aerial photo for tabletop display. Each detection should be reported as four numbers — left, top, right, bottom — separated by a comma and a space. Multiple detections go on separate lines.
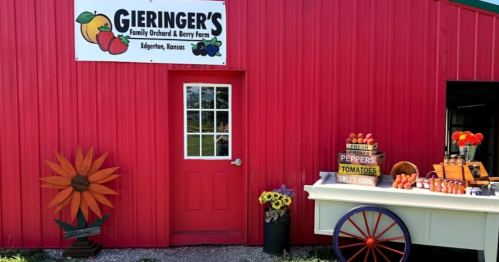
304, 132, 499, 262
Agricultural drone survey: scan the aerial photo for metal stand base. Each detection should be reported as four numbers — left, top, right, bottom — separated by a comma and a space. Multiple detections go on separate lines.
62, 241, 102, 258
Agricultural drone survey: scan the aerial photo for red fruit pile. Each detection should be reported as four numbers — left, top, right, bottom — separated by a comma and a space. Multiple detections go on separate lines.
346, 133, 375, 145
392, 173, 418, 189
96, 24, 130, 55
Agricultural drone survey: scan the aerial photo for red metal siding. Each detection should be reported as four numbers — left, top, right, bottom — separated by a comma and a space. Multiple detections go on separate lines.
445, 1, 499, 80
0, 0, 497, 248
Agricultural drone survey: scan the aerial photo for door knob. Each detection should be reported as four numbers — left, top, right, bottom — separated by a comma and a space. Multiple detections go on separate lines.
231, 158, 242, 166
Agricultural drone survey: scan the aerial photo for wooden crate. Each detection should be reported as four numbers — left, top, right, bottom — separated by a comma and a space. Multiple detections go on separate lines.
345, 149, 377, 155
346, 143, 378, 151
338, 151, 386, 166
335, 173, 383, 187
433, 162, 490, 186
338, 163, 380, 176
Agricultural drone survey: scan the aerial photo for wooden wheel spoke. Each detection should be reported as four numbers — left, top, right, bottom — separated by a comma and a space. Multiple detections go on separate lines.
334, 208, 410, 262
339, 242, 366, 249
377, 244, 405, 256
347, 245, 368, 262
374, 222, 396, 239
348, 218, 369, 239
339, 231, 367, 241
362, 211, 371, 238
374, 246, 391, 262
372, 212, 382, 237
364, 247, 371, 262
371, 247, 378, 262
376, 236, 405, 243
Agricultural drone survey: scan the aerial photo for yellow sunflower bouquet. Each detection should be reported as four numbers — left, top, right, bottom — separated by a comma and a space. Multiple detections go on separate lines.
259, 184, 294, 223
259, 191, 292, 210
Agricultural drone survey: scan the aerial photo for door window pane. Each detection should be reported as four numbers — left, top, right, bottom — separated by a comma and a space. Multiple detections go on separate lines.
201, 112, 214, 133
216, 112, 229, 132
201, 87, 214, 109
187, 135, 200, 156
202, 135, 215, 156
216, 135, 229, 156
187, 111, 199, 133
186, 87, 200, 109
216, 87, 229, 109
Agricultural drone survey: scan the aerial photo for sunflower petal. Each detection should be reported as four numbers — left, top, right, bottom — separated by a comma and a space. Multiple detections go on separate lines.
88, 167, 120, 182
94, 174, 120, 184
41, 183, 68, 189
53, 191, 74, 213
82, 190, 102, 218
71, 191, 81, 221
88, 189, 114, 208
46, 187, 74, 208
40, 176, 71, 186
87, 152, 108, 176
55, 151, 76, 177
81, 146, 94, 176
44, 160, 72, 178
88, 184, 118, 195
75, 145, 84, 175
80, 196, 89, 222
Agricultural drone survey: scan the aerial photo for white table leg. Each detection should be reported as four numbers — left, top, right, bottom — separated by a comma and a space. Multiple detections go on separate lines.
483, 213, 499, 262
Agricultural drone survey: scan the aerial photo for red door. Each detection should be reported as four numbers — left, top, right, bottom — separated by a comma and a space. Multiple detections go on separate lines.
171, 73, 244, 245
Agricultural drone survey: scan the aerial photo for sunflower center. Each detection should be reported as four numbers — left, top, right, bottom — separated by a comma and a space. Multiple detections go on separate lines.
71, 175, 89, 192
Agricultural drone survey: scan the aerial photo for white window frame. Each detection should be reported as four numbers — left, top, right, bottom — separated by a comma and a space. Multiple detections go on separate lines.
183, 83, 232, 160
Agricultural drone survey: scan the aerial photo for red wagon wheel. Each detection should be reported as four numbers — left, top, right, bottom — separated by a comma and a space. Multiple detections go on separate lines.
333, 206, 411, 262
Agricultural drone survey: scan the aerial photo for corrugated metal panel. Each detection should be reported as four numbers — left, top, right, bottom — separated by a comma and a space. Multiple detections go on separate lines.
0, 0, 497, 248
445, 1, 499, 80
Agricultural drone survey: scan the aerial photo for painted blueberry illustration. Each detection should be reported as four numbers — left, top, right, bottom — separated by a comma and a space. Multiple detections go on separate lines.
205, 44, 219, 57
192, 38, 222, 57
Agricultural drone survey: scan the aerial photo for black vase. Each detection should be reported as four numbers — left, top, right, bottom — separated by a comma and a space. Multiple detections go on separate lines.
263, 208, 291, 256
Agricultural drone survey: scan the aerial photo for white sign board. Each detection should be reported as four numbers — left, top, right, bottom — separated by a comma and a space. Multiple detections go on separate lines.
75, 0, 226, 65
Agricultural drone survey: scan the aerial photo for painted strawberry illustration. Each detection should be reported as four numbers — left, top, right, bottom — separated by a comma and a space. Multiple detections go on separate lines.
96, 23, 114, 51
108, 35, 130, 55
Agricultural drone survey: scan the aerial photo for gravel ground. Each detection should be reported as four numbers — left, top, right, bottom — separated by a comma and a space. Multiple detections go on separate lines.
45, 245, 318, 262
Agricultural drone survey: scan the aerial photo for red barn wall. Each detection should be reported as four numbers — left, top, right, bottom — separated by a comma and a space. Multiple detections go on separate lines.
0, 0, 498, 248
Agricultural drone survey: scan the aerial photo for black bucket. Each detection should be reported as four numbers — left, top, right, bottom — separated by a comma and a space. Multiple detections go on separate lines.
263, 209, 291, 256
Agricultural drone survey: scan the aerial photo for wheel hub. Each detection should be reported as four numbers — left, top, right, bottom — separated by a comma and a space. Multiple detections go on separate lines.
366, 238, 377, 248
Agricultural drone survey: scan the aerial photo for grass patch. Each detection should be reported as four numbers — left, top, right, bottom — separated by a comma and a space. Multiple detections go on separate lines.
0, 248, 55, 262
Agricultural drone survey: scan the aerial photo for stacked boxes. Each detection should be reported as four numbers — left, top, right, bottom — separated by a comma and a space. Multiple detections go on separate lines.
336, 143, 386, 187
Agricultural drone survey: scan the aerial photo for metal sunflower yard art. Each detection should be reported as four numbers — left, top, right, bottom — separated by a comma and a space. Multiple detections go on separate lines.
41, 145, 120, 257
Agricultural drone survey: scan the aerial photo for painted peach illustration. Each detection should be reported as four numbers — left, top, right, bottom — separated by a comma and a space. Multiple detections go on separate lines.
76, 11, 112, 44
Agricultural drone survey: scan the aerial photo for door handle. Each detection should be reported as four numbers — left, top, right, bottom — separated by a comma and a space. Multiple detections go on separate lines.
231, 158, 242, 166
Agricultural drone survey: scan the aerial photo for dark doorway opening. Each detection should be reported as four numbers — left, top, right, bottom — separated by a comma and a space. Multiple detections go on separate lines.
446, 81, 499, 176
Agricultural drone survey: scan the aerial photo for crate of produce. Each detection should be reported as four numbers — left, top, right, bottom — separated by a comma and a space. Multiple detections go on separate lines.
338, 151, 386, 166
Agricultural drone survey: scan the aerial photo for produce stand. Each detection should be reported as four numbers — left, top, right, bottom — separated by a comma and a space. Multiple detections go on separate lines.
304, 172, 499, 262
